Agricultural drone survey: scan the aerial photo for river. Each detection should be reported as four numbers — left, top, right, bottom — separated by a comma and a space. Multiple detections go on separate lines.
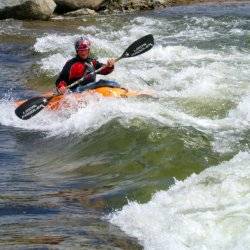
0, 2, 249, 249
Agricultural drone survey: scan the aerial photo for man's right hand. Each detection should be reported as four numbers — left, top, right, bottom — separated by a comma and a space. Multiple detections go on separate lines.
57, 81, 67, 94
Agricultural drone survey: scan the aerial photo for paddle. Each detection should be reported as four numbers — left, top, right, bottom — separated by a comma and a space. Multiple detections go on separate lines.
15, 34, 154, 120
115, 34, 154, 61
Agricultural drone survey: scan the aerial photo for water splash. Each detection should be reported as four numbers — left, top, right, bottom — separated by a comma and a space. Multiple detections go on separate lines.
108, 152, 250, 250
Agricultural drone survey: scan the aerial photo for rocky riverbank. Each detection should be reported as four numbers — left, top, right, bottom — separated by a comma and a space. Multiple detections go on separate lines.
0, 0, 245, 20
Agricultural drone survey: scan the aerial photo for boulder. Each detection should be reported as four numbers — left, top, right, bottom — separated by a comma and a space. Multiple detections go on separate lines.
54, 0, 105, 12
0, 0, 56, 20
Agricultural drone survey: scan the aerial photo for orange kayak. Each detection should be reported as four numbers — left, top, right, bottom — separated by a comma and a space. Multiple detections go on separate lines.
15, 86, 151, 111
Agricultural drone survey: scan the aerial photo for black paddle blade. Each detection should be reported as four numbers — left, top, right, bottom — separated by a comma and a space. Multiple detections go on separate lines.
15, 96, 51, 120
121, 34, 154, 59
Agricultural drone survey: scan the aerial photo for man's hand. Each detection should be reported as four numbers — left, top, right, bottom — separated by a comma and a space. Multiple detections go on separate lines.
85, 72, 95, 82
57, 81, 67, 94
106, 58, 115, 68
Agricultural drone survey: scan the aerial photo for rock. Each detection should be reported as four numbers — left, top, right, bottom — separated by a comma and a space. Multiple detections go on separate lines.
0, 0, 56, 20
63, 8, 97, 16
104, 0, 172, 12
54, 0, 105, 12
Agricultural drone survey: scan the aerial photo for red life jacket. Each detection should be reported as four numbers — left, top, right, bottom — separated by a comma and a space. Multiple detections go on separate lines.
55, 55, 114, 89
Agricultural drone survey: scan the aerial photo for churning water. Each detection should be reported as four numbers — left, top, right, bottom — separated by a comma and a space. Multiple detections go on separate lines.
0, 2, 249, 249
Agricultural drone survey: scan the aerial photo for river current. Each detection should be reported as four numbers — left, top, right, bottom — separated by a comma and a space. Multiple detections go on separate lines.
0, 2, 249, 249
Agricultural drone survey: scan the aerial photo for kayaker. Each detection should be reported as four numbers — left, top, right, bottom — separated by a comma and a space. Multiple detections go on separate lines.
56, 36, 115, 94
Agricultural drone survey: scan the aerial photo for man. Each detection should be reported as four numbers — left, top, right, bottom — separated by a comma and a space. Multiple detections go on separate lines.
56, 36, 116, 94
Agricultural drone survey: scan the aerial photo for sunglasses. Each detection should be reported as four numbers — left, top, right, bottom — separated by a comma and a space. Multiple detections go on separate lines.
76, 44, 90, 50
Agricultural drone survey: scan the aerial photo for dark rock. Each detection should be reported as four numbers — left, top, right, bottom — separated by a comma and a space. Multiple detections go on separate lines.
103, 0, 171, 12
54, 0, 105, 13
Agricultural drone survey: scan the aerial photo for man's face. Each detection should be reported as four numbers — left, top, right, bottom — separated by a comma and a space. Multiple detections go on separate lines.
77, 49, 90, 59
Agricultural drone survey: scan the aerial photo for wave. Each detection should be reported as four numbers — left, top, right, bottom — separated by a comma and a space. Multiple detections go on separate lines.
108, 151, 250, 250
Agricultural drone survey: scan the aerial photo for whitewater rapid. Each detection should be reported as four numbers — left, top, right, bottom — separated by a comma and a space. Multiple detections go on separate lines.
108, 152, 250, 250
1, 13, 249, 152
0, 5, 249, 249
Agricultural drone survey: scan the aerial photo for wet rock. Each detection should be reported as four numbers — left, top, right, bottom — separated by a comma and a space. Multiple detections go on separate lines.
54, 0, 105, 13
63, 8, 97, 16
0, 0, 56, 20
104, 0, 171, 12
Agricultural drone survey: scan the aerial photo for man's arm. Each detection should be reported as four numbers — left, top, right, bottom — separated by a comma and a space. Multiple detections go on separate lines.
55, 60, 72, 94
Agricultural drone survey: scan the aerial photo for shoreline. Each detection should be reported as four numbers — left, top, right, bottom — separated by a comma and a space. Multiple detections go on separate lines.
0, 0, 249, 21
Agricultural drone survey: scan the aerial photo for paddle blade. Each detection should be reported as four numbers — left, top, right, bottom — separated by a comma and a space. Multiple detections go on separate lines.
121, 34, 154, 59
15, 96, 51, 120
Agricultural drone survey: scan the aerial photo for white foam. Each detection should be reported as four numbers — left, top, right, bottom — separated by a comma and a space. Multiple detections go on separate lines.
4, 91, 248, 156
78, 25, 102, 35
39, 53, 71, 76
34, 34, 78, 54
108, 152, 250, 250
0, 93, 167, 138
